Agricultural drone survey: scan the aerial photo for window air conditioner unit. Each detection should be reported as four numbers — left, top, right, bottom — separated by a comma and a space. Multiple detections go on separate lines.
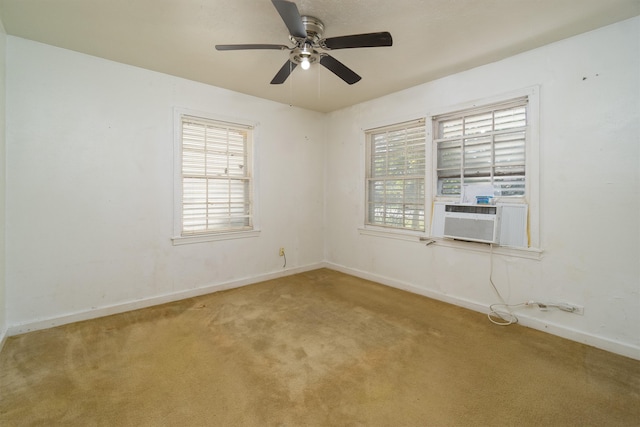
443, 204, 500, 244
431, 202, 528, 248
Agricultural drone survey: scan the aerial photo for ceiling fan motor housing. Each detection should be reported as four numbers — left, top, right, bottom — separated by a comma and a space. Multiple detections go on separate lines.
289, 16, 324, 66
289, 16, 325, 43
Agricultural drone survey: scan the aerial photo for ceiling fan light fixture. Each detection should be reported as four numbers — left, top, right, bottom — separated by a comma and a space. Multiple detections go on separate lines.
217, 1, 393, 85
290, 44, 319, 70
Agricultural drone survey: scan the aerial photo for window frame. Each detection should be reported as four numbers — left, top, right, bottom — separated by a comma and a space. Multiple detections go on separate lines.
363, 118, 428, 234
172, 108, 260, 245
427, 86, 540, 248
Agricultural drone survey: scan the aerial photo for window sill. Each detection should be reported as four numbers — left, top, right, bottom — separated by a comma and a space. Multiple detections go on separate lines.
172, 229, 261, 245
358, 227, 543, 260
358, 226, 428, 242
430, 237, 543, 260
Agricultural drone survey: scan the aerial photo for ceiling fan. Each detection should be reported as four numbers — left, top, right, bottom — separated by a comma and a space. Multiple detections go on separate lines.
215, 0, 393, 85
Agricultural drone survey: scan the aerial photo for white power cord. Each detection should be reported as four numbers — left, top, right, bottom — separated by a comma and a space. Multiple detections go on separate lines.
487, 243, 520, 326
525, 301, 577, 313
487, 245, 578, 325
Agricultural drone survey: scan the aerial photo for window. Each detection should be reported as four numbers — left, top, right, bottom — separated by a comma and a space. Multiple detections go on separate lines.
178, 114, 253, 238
433, 97, 528, 197
428, 88, 540, 251
365, 119, 426, 231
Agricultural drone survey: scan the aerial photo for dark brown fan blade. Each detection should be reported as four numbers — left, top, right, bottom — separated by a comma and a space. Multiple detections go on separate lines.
271, 0, 307, 39
322, 32, 393, 50
271, 60, 298, 84
319, 55, 361, 85
215, 44, 290, 51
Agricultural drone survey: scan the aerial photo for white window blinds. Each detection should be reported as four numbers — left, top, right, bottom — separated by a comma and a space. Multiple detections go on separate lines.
434, 98, 527, 197
181, 115, 253, 235
365, 119, 426, 231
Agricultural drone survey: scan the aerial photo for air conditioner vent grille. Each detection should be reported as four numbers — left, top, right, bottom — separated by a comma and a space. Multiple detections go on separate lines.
445, 205, 497, 215
444, 217, 497, 243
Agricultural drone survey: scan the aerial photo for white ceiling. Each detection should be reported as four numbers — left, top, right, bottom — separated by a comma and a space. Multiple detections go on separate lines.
0, 0, 638, 113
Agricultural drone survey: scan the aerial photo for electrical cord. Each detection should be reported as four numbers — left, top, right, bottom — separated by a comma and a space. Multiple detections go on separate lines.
488, 302, 527, 325
526, 301, 577, 313
282, 251, 287, 269
487, 245, 578, 325
487, 243, 520, 326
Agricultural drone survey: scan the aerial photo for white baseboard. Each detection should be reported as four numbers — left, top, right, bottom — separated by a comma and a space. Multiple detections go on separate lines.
6, 262, 325, 337
326, 262, 640, 361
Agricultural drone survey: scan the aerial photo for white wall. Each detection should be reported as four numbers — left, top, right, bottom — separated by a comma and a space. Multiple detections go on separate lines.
325, 17, 640, 358
0, 17, 7, 346
5, 37, 326, 331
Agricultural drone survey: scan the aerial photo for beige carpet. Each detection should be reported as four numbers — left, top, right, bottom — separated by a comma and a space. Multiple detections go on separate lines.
1, 268, 639, 426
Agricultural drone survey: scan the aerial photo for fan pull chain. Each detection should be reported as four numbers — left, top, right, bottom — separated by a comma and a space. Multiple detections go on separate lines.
289, 61, 294, 107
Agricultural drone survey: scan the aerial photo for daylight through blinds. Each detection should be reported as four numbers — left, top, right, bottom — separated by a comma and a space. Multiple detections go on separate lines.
434, 98, 527, 197
366, 119, 426, 231
181, 116, 252, 235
